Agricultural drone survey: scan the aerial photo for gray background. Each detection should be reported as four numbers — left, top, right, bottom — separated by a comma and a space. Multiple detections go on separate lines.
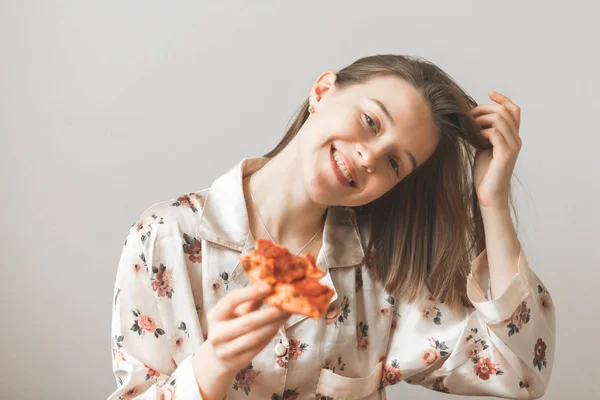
1, 1, 597, 399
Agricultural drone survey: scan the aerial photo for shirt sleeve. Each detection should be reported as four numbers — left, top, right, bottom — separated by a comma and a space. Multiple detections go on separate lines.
108, 215, 204, 400
381, 244, 556, 399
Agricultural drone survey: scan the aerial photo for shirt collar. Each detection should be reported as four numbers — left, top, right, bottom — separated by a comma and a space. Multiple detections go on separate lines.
196, 156, 365, 269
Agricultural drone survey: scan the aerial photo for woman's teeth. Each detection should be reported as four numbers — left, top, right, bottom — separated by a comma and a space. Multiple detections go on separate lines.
333, 149, 354, 185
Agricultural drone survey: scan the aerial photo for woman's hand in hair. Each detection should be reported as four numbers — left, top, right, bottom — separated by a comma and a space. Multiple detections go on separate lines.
470, 90, 522, 209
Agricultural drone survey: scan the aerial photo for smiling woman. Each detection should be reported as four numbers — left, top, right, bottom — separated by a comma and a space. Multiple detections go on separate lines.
109, 54, 555, 400
263, 59, 487, 309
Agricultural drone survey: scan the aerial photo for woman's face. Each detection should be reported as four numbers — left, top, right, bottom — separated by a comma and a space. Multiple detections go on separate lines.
298, 72, 439, 207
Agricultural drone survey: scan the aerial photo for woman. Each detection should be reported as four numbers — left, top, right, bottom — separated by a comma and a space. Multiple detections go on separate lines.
109, 55, 555, 399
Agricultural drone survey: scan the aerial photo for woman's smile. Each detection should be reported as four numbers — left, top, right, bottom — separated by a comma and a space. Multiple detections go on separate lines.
330, 145, 357, 188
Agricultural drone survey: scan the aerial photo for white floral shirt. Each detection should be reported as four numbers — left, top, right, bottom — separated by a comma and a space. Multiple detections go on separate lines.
109, 157, 555, 400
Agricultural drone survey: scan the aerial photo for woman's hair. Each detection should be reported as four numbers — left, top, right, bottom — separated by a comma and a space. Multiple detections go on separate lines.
263, 54, 519, 310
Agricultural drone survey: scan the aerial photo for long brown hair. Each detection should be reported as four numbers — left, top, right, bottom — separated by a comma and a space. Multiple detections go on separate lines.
264, 54, 519, 310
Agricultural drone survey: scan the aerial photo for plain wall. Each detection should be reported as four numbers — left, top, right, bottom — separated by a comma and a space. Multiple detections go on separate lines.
1, 1, 598, 398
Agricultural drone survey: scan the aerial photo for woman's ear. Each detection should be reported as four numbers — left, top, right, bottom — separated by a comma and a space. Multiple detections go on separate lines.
309, 71, 338, 110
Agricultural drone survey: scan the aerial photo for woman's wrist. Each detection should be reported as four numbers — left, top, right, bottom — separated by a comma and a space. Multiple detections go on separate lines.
193, 341, 236, 400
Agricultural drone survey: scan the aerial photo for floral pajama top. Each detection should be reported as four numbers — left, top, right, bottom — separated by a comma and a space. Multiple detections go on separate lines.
108, 156, 555, 400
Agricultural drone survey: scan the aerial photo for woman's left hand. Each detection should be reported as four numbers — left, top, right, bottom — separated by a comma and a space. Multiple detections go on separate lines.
471, 91, 522, 209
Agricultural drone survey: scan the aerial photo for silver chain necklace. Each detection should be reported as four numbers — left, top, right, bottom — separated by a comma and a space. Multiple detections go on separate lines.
248, 172, 323, 257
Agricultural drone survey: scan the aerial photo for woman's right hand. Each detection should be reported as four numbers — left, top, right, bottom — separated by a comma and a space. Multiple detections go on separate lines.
200, 282, 291, 374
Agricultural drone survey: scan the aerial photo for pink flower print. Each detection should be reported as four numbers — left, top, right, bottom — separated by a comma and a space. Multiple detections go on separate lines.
330, 295, 351, 328
136, 220, 144, 232
533, 338, 548, 371
466, 342, 484, 359
174, 336, 184, 351
428, 337, 450, 358
232, 362, 261, 395
357, 337, 369, 350
506, 300, 531, 336
112, 335, 125, 363
139, 315, 156, 333
151, 264, 175, 298
473, 357, 499, 380
133, 253, 146, 274
288, 340, 308, 360
419, 300, 442, 325
325, 304, 341, 325
173, 321, 189, 351
171, 193, 198, 212
131, 309, 165, 338
144, 364, 160, 381
210, 278, 223, 293
276, 354, 289, 368
182, 233, 202, 263
381, 360, 402, 387
276, 340, 308, 367
464, 327, 487, 346
514, 301, 531, 329
159, 386, 175, 400
422, 349, 440, 365
378, 307, 390, 317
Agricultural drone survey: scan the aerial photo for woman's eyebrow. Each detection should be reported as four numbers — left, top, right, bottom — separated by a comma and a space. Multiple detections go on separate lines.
368, 98, 396, 127
404, 150, 417, 171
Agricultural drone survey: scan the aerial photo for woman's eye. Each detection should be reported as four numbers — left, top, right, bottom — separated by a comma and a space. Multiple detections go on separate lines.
364, 114, 377, 133
389, 157, 400, 176
363, 113, 398, 175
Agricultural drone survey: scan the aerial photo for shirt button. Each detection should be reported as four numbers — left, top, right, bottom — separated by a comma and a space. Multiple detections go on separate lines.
275, 342, 288, 356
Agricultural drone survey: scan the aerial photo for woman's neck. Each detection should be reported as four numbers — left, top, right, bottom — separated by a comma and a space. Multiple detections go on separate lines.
243, 149, 328, 255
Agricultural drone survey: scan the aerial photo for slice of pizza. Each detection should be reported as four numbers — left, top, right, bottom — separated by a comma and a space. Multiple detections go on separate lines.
240, 239, 335, 318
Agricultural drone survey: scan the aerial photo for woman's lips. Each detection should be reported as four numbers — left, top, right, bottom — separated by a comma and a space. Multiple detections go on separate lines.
330, 146, 355, 188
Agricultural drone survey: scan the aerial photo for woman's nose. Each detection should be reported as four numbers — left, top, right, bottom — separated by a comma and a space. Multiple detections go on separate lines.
356, 143, 378, 173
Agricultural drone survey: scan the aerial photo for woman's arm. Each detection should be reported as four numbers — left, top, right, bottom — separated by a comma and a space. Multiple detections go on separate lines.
193, 343, 236, 400
470, 90, 524, 300
480, 206, 521, 300
109, 222, 205, 399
